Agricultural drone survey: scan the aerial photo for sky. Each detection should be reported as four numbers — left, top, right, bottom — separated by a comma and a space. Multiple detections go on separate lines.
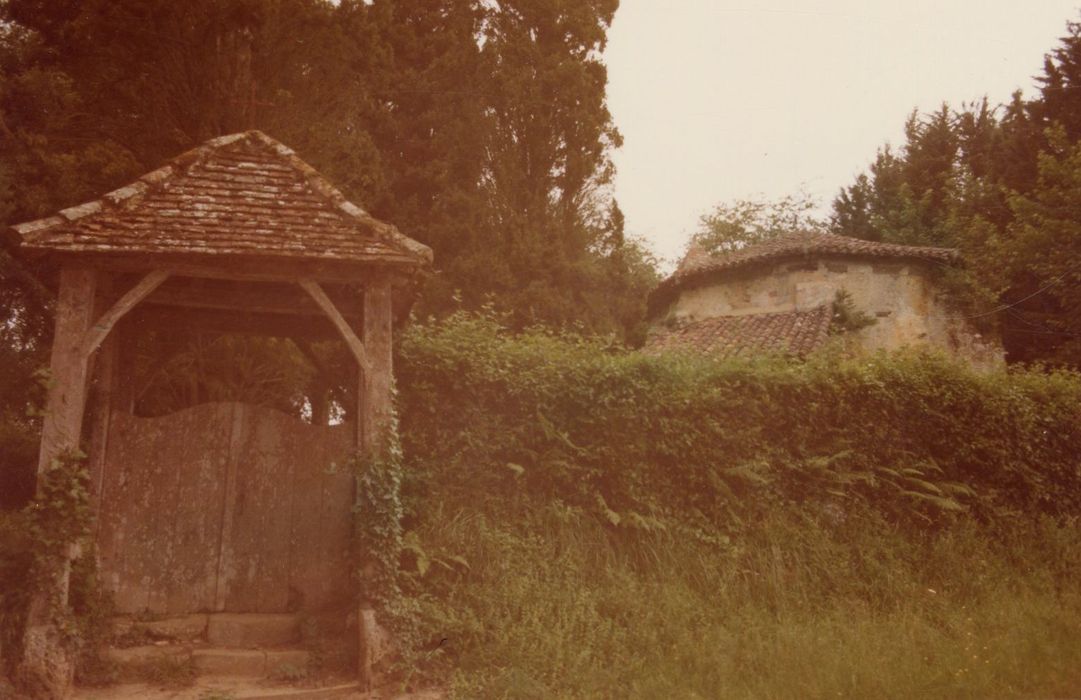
604, 0, 1081, 268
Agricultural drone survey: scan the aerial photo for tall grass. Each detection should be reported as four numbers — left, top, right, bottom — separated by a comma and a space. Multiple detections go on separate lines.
382, 313, 1081, 697
403, 505, 1081, 699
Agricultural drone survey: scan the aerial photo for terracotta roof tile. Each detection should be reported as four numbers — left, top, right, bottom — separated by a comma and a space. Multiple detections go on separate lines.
644, 306, 833, 359
651, 232, 958, 312
10, 131, 432, 267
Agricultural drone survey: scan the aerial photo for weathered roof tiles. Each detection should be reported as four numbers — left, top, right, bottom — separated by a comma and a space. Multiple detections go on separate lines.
644, 305, 833, 359
10, 130, 431, 268
651, 231, 959, 311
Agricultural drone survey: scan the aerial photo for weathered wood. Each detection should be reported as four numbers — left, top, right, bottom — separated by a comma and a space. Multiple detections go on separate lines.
145, 277, 364, 318
80, 270, 169, 360
112, 320, 137, 415
37, 267, 98, 472
60, 251, 420, 286
97, 403, 353, 615
300, 279, 372, 373
356, 280, 394, 691
24, 267, 97, 698
130, 305, 343, 340
361, 280, 394, 453
214, 406, 246, 612
86, 328, 118, 517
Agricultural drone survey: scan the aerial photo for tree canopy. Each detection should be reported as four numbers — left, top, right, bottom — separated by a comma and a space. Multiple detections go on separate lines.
0, 0, 657, 504
830, 18, 1081, 367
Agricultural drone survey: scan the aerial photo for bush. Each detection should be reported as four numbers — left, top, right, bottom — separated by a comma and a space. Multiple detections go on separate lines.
384, 312, 1081, 696
396, 312, 1081, 534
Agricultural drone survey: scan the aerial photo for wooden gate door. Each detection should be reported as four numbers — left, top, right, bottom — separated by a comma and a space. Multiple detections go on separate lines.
97, 402, 354, 614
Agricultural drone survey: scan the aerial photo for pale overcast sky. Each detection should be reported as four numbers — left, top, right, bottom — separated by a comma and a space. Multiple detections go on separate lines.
605, 1, 1081, 267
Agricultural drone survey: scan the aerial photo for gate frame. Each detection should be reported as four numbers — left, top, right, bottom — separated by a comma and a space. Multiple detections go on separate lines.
9, 130, 431, 696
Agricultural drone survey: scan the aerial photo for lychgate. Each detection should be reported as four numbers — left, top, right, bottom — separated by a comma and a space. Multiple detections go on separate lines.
8, 131, 431, 697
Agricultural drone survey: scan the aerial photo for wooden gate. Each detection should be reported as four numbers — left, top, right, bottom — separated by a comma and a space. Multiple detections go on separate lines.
96, 402, 354, 615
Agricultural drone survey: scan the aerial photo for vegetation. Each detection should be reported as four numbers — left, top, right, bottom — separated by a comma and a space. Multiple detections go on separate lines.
831, 20, 1081, 367
377, 312, 1081, 697
693, 190, 827, 253
0, 0, 657, 504
1, 2, 1080, 697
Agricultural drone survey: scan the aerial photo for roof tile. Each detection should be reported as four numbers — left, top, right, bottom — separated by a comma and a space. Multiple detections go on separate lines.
645, 306, 833, 359
11, 130, 431, 267
652, 232, 958, 311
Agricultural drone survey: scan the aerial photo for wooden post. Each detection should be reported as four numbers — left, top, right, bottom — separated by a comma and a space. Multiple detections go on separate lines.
36, 268, 98, 473
22, 267, 97, 699
356, 278, 393, 691
361, 279, 393, 454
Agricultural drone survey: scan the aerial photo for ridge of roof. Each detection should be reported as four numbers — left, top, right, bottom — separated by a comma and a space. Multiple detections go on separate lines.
651, 231, 959, 313
9, 130, 432, 266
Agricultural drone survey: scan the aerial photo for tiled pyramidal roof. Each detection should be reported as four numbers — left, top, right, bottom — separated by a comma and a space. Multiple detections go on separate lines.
10, 131, 431, 266
651, 232, 958, 311
644, 305, 833, 359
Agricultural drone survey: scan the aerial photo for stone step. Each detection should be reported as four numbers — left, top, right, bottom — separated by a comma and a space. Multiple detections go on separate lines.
104, 644, 193, 682
106, 644, 310, 681
73, 680, 365, 699
193, 648, 310, 678
111, 613, 209, 643
207, 613, 302, 648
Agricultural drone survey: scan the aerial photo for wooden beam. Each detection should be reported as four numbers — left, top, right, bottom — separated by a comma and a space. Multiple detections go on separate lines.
130, 305, 342, 340
61, 251, 421, 286
299, 279, 371, 374
80, 270, 169, 359
144, 277, 364, 318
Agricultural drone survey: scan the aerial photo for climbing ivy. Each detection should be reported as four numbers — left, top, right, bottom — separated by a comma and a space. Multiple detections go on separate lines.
26, 450, 93, 565
351, 389, 405, 611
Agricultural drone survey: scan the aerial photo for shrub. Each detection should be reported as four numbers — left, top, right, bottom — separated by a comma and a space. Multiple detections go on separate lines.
383, 312, 1081, 696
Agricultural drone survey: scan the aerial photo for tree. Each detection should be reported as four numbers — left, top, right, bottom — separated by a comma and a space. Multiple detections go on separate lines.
694, 190, 827, 253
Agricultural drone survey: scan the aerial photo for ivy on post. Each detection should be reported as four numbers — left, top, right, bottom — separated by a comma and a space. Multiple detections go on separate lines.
355, 276, 397, 690
21, 267, 97, 698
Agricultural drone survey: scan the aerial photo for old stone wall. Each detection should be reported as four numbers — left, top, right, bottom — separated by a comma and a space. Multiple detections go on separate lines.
666, 256, 1002, 366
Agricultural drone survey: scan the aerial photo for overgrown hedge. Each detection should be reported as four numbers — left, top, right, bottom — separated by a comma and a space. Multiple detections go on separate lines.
396, 312, 1081, 534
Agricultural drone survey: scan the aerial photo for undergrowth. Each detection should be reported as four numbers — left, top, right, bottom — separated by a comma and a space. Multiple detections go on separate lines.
381, 311, 1081, 698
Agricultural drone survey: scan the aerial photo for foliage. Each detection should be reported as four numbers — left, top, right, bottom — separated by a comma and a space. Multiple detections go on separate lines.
396, 313, 1081, 533
693, 190, 827, 253
830, 15, 1081, 367
829, 289, 876, 335
351, 391, 405, 617
413, 504, 1081, 699
0, 450, 96, 684
383, 313, 1081, 692
0, 0, 655, 341
0, 508, 33, 680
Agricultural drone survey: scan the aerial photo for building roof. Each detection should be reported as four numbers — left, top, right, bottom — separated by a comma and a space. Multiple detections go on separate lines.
644, 305, 833, 359
650, 231, 958, 313
8, 131, 432, 269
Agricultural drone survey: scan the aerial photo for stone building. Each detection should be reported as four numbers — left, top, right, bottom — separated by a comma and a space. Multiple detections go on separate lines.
645, 232, 1002, 365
